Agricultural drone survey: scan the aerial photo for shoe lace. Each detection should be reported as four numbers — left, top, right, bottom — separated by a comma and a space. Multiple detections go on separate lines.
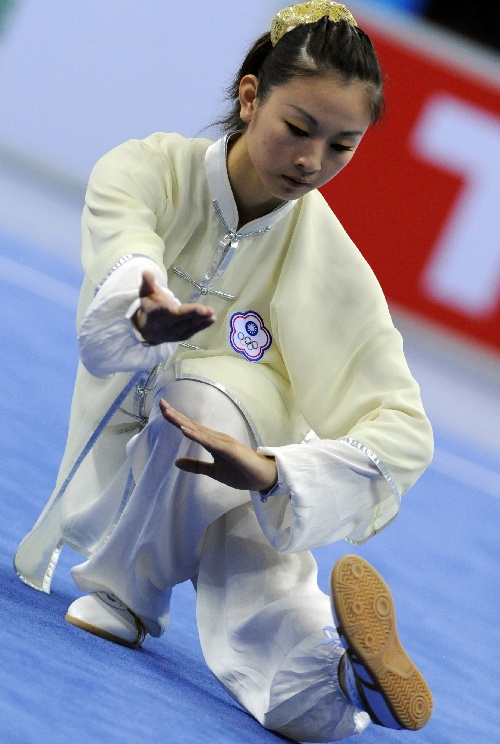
315, 625, 343, 651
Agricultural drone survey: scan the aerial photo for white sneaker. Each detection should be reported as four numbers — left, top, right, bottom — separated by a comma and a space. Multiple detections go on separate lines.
65, 592, 147, 649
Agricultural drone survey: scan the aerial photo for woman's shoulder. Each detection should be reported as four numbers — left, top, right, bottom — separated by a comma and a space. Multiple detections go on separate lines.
93, 132, 211, 172
86, 133, 214, 201
299, 189, 360, 255
301, 188, 345, 228
297, 190, 383, 287
145, 132, 213, 160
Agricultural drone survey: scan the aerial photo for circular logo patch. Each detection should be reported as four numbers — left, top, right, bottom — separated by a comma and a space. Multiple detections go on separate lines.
229, 310, 272, 362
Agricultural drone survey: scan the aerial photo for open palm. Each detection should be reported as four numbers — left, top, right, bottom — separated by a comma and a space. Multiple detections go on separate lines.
133, 271, 216, 344
159, 399, 277, 492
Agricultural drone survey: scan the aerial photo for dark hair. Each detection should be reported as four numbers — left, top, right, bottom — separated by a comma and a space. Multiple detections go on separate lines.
216, 18, 384, 133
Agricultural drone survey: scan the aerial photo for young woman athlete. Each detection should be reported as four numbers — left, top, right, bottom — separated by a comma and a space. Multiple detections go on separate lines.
15, 2, 434, 740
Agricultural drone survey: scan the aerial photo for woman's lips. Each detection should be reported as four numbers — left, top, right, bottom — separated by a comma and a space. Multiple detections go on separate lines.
283, 175, 310, 188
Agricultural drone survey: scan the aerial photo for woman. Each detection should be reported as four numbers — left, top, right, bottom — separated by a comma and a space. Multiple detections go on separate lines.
15, 2, 433, 740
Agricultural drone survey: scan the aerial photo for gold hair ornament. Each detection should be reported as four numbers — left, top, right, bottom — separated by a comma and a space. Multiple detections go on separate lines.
271, 1, 358, 46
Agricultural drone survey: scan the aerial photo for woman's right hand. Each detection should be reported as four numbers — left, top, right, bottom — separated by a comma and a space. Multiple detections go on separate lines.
132, 271, 216, 344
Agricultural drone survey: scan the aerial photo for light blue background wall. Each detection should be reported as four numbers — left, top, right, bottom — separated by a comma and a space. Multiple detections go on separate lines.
0, 1, 428, 182
0, 1, 285, 180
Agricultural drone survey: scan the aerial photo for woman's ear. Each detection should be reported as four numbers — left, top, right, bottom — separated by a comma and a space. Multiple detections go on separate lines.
238, 74, 259, 124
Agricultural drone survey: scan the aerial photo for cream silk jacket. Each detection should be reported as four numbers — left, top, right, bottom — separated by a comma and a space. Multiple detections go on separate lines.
14, 133, 433, 592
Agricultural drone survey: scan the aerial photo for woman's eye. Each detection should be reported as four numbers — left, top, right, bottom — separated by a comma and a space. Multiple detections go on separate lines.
286, 122, 308, 137
331, 143, 354, 153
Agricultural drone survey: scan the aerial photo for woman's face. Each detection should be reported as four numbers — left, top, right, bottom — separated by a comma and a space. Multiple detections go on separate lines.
235, 73, 371, 209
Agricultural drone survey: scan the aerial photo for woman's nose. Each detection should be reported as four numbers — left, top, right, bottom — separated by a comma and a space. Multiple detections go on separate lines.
295, 142, 322, 173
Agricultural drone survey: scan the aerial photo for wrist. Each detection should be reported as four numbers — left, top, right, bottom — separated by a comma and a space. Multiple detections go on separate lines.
256, 456, 290, 502
131, 307, 156, 345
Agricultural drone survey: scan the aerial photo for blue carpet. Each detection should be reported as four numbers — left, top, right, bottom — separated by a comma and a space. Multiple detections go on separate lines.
1, 233, 498, 743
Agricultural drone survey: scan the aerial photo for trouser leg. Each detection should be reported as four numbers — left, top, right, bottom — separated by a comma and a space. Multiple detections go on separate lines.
71, 371, 250, 636
70, 370, 368, 740
196, 505, 370, 742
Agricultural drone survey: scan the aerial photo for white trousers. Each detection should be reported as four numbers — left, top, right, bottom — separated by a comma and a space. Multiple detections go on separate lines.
71, 368, 369, 742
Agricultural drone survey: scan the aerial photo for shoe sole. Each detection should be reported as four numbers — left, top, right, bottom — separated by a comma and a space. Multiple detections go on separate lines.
65, 613, 145, 650
331, 554, 433, 730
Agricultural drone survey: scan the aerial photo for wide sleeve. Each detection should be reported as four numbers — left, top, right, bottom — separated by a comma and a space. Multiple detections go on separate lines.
78, 256, 180, 377
257, 194, 433, 551
251, 437, 399, 553
79, 135, 175, 293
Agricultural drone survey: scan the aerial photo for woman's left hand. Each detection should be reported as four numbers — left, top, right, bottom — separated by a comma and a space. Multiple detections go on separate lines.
159, 399, 277, 492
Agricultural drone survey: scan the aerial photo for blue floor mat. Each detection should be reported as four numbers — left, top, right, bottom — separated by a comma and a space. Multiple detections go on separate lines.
1, 233, 498, 743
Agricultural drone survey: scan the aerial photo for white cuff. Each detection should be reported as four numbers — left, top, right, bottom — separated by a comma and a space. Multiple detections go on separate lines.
78, 257, 180, 376
251, 437, 398, 553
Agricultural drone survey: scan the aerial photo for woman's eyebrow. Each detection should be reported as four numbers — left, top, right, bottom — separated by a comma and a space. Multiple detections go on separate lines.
285, 105, 363, 136
286, 104, 318, 126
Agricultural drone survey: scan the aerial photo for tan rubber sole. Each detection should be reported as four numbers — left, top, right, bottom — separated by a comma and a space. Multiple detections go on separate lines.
331, 554, 433, 730
65, 613, 145, 649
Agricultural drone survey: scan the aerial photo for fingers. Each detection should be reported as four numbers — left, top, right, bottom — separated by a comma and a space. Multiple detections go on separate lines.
176, 302, 214, 315
137, 269, 216, 343
174, 456, 214, 477
166, 304, 216, 339
159, 400, 206, 444
145, 312, 212, 343
167, 304, 217, 335
160, 399, 278, 490
140, 271, 215, 319
159, 399, 230, 450
159, 399, 192, 430
139, 270, 157, 298
161, 403, 219, 479
137, 300, 216, 343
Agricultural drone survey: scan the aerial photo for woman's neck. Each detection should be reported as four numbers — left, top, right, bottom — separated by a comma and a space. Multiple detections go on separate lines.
226, 134, 283, 228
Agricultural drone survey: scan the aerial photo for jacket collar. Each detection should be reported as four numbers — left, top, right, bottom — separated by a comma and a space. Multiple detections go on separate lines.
205, 134, 295, 237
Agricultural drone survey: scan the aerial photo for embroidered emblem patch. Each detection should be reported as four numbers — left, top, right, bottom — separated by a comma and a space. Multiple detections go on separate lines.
229, 310, 272, 362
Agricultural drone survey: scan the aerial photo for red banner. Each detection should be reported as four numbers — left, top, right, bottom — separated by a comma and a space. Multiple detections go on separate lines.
320, 20, 500, 354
